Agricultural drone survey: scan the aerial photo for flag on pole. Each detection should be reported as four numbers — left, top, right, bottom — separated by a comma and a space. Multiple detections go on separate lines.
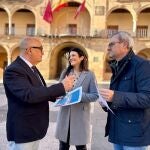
74, 0, 86, 19
53, 0, 68, 12
43, 1, 53, 23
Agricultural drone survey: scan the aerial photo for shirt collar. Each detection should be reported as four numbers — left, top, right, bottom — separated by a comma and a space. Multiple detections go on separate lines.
19, 56, 33, 68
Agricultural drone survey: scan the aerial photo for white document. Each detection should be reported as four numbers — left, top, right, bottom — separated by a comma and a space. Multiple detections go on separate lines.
98, 93, 114, 114
53, 86, 82, 107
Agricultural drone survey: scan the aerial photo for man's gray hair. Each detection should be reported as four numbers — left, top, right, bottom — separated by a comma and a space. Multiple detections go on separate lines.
19, 37, 40, 52
112, 31, 134, 49
19, 37, 30, 51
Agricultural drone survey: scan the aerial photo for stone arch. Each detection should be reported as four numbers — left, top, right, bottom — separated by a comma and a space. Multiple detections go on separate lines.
137, 4, 150, 15
0, 45, 8, 79
11, 6, 37, 36
11, 5, 37, 17
49, 41, 87, 79
51, 1, 91, 36
106, 6, 134, 19
10, 44, 19, 54
106, 7, 134, 37
11, 45, 20, 62
103, 53, 112, 81
137, 48, 150, 60
0, 5, 10, 15
52, 0, 92, 19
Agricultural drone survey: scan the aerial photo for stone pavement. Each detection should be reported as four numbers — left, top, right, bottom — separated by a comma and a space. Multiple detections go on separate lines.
0, 83, 112, 150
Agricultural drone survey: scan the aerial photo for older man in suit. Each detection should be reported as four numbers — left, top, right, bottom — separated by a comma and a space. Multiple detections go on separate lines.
3, 37, 74, 150
100, 31, 150, 150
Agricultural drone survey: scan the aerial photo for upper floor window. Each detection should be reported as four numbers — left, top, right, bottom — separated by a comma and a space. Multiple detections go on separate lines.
26, 24, 35, 36
68, 24, 77, 35
5, 23, 15, 35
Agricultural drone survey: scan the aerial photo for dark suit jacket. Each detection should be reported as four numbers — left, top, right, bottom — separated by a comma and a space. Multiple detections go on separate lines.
3, 56, 66, 143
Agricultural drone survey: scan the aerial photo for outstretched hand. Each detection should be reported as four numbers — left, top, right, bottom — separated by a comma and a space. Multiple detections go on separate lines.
62, 75, 75, 92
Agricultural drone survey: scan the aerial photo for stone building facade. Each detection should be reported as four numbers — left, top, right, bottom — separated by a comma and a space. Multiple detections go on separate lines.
0, 0, 150, 82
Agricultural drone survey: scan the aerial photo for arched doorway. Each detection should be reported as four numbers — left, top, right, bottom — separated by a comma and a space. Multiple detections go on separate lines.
103, 54, 112, 81
0, 46, 7, 79
49, 42, 87, 79
137, 48, 150, 60
11, 47, 20, 62
55, 47, 70, 79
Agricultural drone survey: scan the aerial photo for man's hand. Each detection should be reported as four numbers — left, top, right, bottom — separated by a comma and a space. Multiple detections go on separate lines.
99, 88, 114, 102
62, 75, 75, 92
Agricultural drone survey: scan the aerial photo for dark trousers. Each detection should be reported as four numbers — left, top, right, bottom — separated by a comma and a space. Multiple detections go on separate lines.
59, 140, 87, 150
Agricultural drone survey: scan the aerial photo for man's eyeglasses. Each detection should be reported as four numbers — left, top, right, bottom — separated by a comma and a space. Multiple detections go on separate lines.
108, 42, 121, 47
30, 46, 43, 52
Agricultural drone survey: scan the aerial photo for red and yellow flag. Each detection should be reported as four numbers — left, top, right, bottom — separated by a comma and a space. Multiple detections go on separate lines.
53, 0, 68, 12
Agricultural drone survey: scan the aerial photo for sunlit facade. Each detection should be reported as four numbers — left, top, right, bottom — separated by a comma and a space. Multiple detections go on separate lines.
0, 0, 150, 82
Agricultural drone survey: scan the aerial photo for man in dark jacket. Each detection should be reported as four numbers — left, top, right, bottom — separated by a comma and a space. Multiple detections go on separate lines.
3, 37, 75, 150
100, 31, 150, 150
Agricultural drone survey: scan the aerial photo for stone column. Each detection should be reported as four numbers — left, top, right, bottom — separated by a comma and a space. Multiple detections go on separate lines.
8, 15, 12, 35
132, 16, 137, 37
7, 53, 11, 65
35, 18, 37, 36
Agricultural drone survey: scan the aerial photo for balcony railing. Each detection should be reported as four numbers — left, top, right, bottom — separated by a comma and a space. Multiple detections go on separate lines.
1, 28, 150, 39
136, 27, 148, 38
93, 29, 150, 39
98, 29, 134, 38
49, 27, 90, 37
0, 28, 35, 37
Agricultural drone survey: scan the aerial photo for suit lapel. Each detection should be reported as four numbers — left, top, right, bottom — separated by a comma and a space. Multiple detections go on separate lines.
16, 57, 46, 86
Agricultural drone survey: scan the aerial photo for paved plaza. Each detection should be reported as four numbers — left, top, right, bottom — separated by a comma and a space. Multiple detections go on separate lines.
0, 83, 109, 150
